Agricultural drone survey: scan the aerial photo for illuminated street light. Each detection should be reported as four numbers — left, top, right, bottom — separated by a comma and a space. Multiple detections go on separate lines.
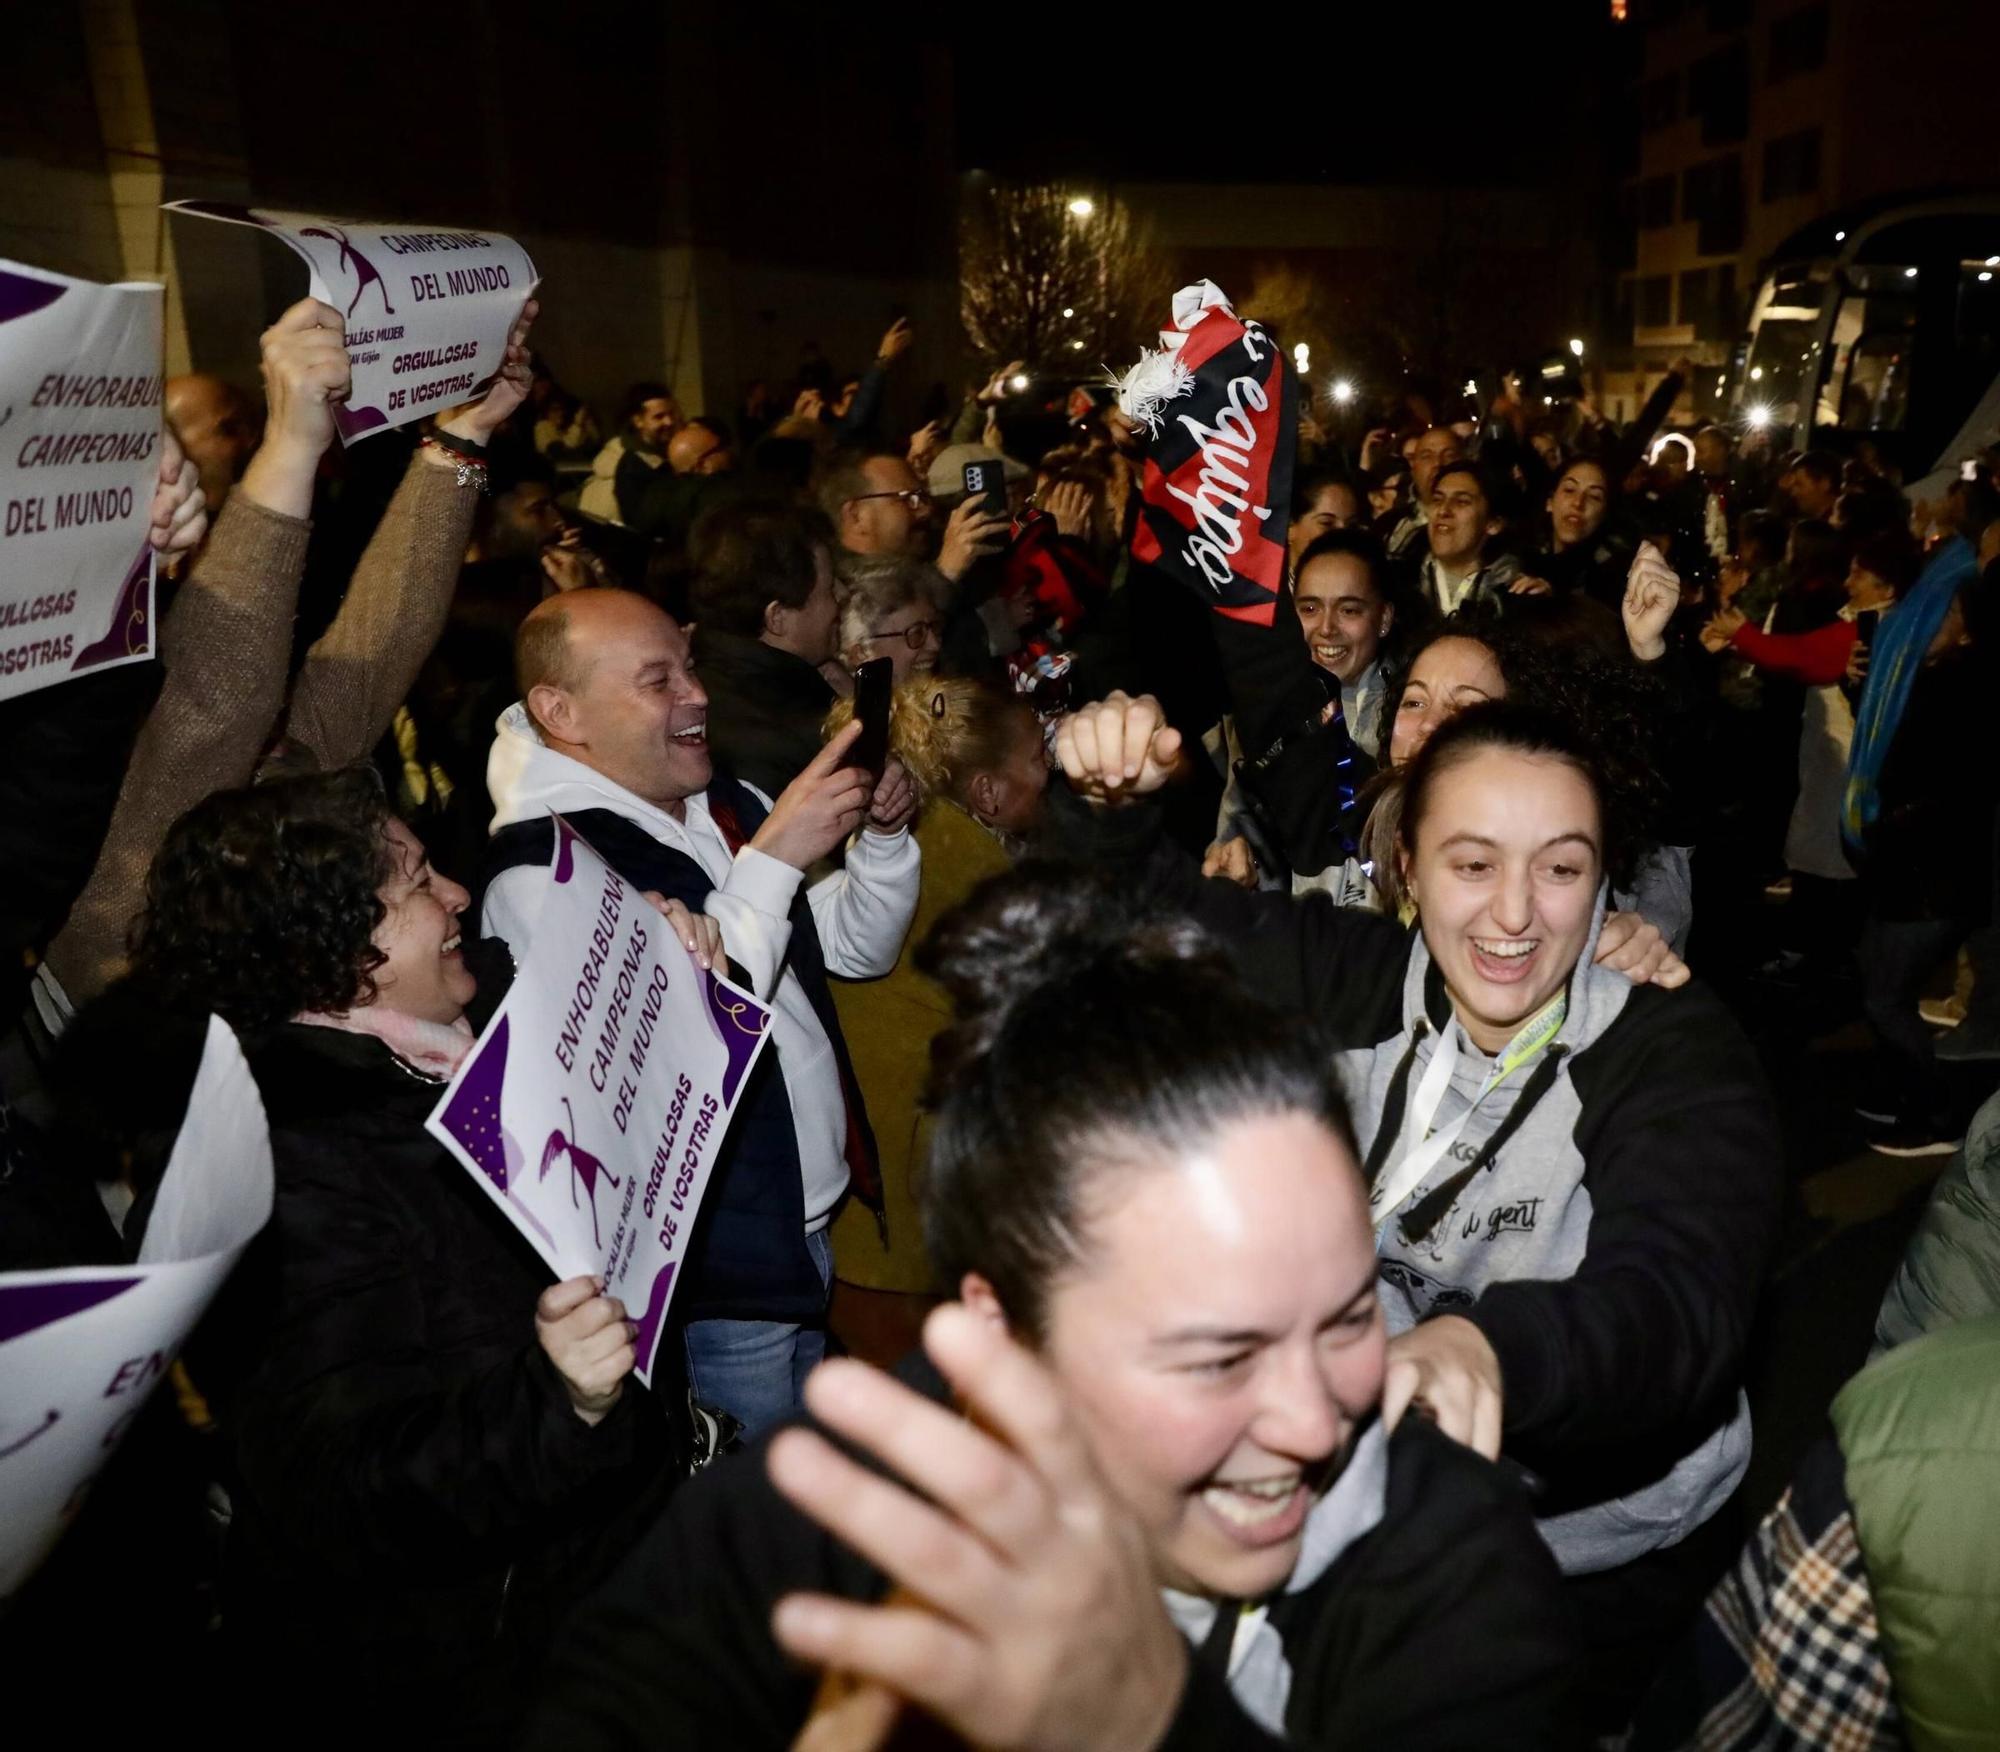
1750, 366, 1763, 381
1008, 372, 1030, 392
1069, 340, 1085, 351
1061, 306, 1075, 318
1568, 337, 1585, 358
1988, 256, 2000, 267
1981, 273, 1995, 284
1067, 196, 1094, 218
1904, 267, 1919, 279
1331, 379, 1355, 404
1834, 230, 1846, 242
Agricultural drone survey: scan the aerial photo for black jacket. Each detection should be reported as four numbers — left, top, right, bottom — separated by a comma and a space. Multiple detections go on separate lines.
525, 1360, 1583, 1748
690, 624, 836, 801
210, 1013, 679, 1747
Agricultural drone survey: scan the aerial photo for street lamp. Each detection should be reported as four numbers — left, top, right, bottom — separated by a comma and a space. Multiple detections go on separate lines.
1568, 337, 1585, 358
1067, 196, 1094, 219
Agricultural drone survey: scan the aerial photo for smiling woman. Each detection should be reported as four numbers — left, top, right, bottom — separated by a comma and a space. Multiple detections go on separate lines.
527, 867, 1584, 1749
54, 768, 694, 1743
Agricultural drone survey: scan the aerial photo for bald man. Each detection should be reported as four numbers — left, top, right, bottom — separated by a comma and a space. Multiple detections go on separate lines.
481, 589, 919, 1437
164, 373, 258, 516
667, 419, 732, 477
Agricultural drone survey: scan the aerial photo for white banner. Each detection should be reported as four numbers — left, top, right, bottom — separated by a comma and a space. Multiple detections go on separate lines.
428, 816, 772, 1387
0, 260, 162, 703
163, 201, 535, 445
0, 1016, 273, 1594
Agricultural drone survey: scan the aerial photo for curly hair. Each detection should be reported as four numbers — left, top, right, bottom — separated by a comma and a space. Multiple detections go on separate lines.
128, 767, 396, 1036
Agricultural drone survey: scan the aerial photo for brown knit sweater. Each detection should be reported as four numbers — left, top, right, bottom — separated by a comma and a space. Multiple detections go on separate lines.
42, 449, 478, 1009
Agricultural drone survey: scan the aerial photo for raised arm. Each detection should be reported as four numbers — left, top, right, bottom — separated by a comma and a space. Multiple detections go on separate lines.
282, 300, 538, 767
39, 299, 349, 1011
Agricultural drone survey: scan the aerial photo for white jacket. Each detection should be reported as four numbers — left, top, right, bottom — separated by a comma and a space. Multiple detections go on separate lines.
482, 703, 921, 1230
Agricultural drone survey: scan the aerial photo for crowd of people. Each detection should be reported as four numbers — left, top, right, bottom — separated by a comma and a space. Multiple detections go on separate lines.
4, 283, 1999, 1750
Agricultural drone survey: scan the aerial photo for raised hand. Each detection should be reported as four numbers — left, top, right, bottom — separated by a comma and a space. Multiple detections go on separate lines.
1042, 479, 1094, 541
1623, 540, 1681, 661
535, 1275, 635, 1425
237, 297, 352, 518
876, 317, 914, 366
980, 360, 1027, 405
906, 419, 944, 478
937, 496, 1009, 582
767, 1306, 1188, 1752
749, 720, 876, 870
438, 297, 538, 448
147, 428, 207, 557
1699, 606, 1746, 655
1201, 836, 1259, 889
1053, 691, 1182, 803
865, 758, 917, 835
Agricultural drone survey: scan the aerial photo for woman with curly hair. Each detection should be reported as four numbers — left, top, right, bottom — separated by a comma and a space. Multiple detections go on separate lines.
65, 768, 704, 1748
1056, 695, 1782, 1732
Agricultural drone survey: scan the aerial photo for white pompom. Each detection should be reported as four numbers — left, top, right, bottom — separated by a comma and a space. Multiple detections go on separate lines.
1114, 347, 1196, 436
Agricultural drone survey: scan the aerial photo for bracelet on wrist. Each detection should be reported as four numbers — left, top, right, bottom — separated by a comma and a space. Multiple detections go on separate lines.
419, 433, 492, 494
425, 424, 489, 462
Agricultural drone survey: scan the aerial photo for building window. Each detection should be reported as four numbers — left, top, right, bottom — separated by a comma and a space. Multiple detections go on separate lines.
1639, 275, 1674, 329
1683, 155, 1745, 255
1768, 2, 1829, 82
1678, 263, 1740, 342
1762, 128, 1822, 201
1687, 39, 1749, 146
1639, 174, 1677, 230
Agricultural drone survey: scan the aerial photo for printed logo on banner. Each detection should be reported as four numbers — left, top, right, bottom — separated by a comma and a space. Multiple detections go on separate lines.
165, 201, 537, 445
427, 816, 773, 1386
1116, 280, 1298, 629
0, 1018, 273, 1595
0, 259, 162, 703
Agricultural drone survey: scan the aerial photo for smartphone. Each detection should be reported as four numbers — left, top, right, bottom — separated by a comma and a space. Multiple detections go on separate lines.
962, 459, 1007, 521
850, 656, 894, 782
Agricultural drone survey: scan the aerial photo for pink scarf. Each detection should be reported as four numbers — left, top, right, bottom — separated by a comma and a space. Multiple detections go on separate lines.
295, 1003, 475, 1080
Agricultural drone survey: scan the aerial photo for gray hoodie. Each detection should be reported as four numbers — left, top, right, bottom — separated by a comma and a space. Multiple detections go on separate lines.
1335, 888, 1751, 1574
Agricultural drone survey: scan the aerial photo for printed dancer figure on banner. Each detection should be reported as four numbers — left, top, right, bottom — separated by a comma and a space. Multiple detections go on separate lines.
538, 1096, 622, 1246
298, 223, 396, 319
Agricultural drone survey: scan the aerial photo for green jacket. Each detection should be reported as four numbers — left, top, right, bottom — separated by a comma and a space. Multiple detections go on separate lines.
1833, 1314, 2000, 1751
1875, 1088, 2000, 1355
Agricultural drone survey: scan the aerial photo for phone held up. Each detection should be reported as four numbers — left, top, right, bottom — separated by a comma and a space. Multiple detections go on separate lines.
849, 655, 894, 784
962, 458, 1007, 522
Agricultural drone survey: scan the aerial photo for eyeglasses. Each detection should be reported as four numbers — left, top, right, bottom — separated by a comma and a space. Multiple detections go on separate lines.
860, 618, 940, 650
849, 489, 930, 512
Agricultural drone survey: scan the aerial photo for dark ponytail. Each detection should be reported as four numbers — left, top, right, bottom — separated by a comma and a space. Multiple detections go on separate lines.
916, 866, 1355, 1342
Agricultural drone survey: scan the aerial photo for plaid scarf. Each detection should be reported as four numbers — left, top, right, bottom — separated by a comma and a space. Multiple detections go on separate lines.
1119, 280, 1297, 628
1629, 1434, 1900, 1749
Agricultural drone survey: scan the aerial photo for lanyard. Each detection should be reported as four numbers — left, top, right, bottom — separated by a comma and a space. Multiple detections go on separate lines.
1368, 992, 1567, 1232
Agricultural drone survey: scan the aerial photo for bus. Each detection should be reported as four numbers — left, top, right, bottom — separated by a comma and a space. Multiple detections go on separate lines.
1730, 192, 2000, 495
